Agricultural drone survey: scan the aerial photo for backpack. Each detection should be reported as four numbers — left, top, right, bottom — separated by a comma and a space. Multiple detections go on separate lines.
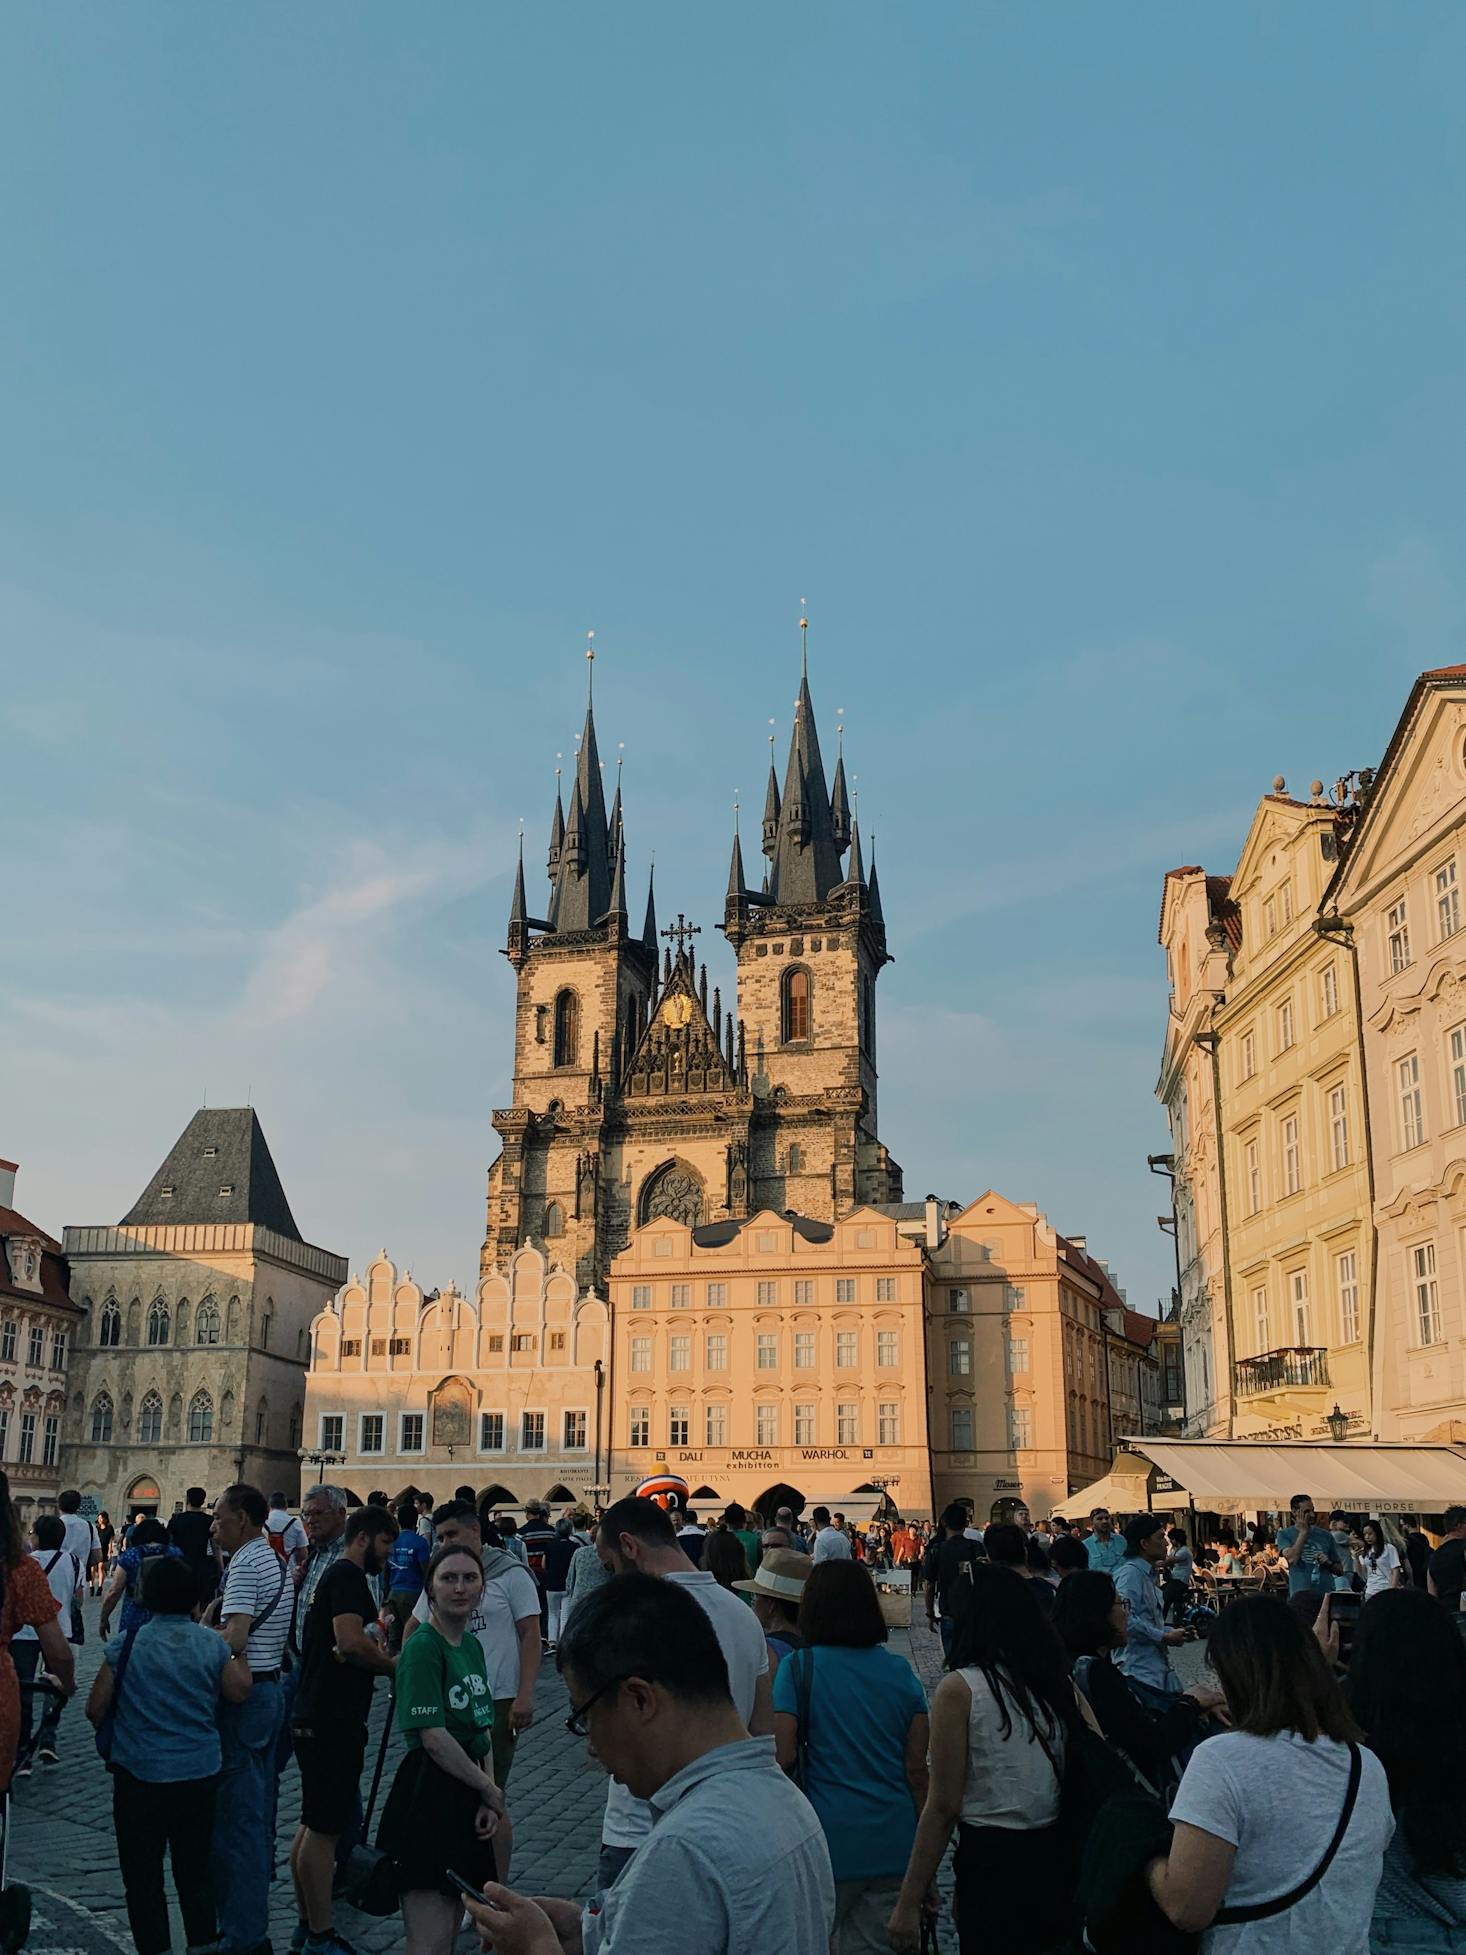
930, 1536, 982, 1616
266, 1524, 291, 1561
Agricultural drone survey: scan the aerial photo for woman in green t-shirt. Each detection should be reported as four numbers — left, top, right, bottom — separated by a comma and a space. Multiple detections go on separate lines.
376, 1544, 503, 1955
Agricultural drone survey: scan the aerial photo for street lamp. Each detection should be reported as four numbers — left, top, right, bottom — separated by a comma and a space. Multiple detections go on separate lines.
298, 1447, 346, 1476
1325, 1403, 1350, 1444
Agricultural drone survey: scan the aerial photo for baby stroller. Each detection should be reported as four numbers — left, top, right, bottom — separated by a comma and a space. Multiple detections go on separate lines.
0, 1678, 67, 1953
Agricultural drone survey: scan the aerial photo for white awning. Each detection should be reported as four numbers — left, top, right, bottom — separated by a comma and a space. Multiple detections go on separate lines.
1061, 1453, 1155, 1519
1118, 1438, 1466, 1515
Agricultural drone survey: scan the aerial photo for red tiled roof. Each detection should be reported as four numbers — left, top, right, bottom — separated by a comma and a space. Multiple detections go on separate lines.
0, 1206, 78, 1316
1120, 1307, 1159, 1349
1420, 664, 1466, 680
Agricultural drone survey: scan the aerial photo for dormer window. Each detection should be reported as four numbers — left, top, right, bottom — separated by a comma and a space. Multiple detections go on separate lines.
203, 1146, 217, 1158
218, 1184, 234, 1197
160, 1186, 174, 1199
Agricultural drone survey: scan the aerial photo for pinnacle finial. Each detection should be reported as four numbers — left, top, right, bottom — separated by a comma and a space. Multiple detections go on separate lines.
799, 598, 808, 679
586, 630, 596, 705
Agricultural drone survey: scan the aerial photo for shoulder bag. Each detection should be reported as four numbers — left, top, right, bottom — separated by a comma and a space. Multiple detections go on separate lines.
1212, 1742, 1362, 1925
94, 1616, 144, 1766
340, 1689, 401, 1916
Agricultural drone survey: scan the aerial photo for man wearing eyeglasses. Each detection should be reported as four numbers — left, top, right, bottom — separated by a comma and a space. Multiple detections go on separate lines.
463, 1573, 833, 1955
588, 1497, 773, 1894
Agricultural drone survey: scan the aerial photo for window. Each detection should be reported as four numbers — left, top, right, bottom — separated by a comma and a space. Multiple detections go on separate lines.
360, 1414, 384, 1454
664, 1405, 689, 1447
787, 1144, 803, 1174
705, 1282, 727, 1307
90, 1393, 114, 1443
1388, 899, 1412, 973
757, 1333, 778, 1370
1252, 1284, 1269, 1353
1400, 1053, 1425, 1149
196, 1301, 220, 1344
553, 989, 580, 1068
669, 1334, 690, 1372
781, 967, 811, 1043
876, 1277, 897, 1302
18, 1414, 34, 1465
705, 1333, 727, 1370
564, 1410, 587, 1450
1009, 1335, 1029, 1372
320, 1414, 344, 1451
877, 1330, 899, 1367
99, 1302, 121, 1348
878, 1401, 900, 1444
705, 1403, 727, 1446
1336, 1251, 1360, 1344
488, 1335, 504, 1354
187, 1392, 213, 1443
1245, 1139, 1261, 1215
630, 1336, 651, 1374
793, 1280, 813, 1305
837, 1402, 859, 1444
1289, 1268, 1311, 1342
341, 1339, 362, 1357
1282, 1114, 1301, 1196
401, 1413, 425, 1452
160, 1185, 174, 1199
794, 1331, 815, 1369
511, 1333, 535, 1353
670, 1283, 689, 1307
836, 1330, 858, 1368
138, 1392, 162, 1444
42, 1415, 58, 1468
949, 1338, 972, 1375
1328, 1085, 1350, 1171
629, 1408, 650, 1448
1277, 999, 1295, 1052
1004, 1283, 1027, 1310
1450, 1027, 1466, 1129
1011, 1405, 1033, 1449
1439, 860, 1460, 940
835, 1278, 856, 1304
949, 1288, 970, 1313
1241, 1030, 1257, 1081
1264, 894, 1278, 939
632, 1285, 652, 1310
147, 1300, 169, 1346
23, 1326, 41, 1369
756, 1281, 778, 1307
549, 1332, 565, 1352
480, 1412, 504, 1451
1413, 1242, 1442, 1345
1320, 964, 1339, 1019
521, 1411, 545, 1450
950, 1406, 974, 1450
1280, 882, 1293, 925
543, 1201, 565, 1238
756, 1404, 779, 1445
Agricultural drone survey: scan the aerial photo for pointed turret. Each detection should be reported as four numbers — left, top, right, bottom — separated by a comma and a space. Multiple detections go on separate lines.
768, 663, 844, 905
868, 835, 886, 933
548, 651, 614, 931
608, 764, 623, 874
547, 777, 565, 879
510, 834, 527, 922
607, 815, 628, 930
727, 829, 747, 902
642, 863, 658, 951
831, 747, 852, 852
847, 819, 865, 887
761, 755, 781, 859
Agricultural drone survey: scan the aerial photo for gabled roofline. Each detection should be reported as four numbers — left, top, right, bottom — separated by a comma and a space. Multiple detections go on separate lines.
1323, 666, 1466, 912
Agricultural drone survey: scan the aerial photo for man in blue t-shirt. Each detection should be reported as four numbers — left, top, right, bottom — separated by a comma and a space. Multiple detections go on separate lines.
1084, 1508, 1126, 1574
1276, 1492, 1349, 1595
383, 1496, 432, 1650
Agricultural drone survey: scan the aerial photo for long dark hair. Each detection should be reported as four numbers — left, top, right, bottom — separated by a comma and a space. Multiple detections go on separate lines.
944, 1562, 1074, 1743
1349, 1587, 1466, 1878
1208, 1594, 1356, 1743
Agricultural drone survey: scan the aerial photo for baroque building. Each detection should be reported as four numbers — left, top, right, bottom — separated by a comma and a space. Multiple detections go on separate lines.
0, 1161, 80, 1518
484, 640, 902, 1295
62, 1108, 345, 1516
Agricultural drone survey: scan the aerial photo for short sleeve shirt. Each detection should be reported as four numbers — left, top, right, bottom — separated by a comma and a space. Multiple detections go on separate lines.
410, 1564, 542, 1698
1277, 1525, 1347, 1595
0, 1555, 60, 1646
220, 1535, 291, 1671
14, 1549, 81, 1645
293, 1558, 379, 1728
1084, 1533, 1127, 1574
385, 1530, 431, 1598
394, 1621, 493, 1758
1428, 1536, 1466, 1611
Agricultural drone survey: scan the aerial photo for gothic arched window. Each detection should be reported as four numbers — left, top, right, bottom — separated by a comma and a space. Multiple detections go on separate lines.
138, 1391, 162, 1444
781, 967, 811, 1044
196, 1300, 220, 1345
187, 1391, 214, 1444
90, 1392, 114, 1443
99, 1302, 121, 1348
861, 975, 875, 1057
787, 1143, 803, 1175
553, 989, 580, 1069
147, 1299, 170, 1347
543, 1202, 565, 1239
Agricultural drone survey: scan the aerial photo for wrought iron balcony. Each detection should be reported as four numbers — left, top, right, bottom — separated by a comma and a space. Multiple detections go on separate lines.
1233, 1347, 1331, 1399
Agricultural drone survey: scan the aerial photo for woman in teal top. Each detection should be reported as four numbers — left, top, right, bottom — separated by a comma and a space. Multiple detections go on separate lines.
377, 1544, 502, 1955
773, 1561, 928, 1955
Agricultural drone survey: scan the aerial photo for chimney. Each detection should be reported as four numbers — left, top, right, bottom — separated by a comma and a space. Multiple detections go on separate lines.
0, 1161, 15, 1209
924, 1194, 944, 1251
1069, 1234, 1087, 1254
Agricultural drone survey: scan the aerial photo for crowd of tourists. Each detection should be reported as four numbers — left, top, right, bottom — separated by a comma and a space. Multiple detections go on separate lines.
0, 1473, 1462, 1955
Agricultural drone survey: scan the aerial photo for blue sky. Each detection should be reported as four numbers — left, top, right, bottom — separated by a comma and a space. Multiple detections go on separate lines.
4, 7, 1464, 1311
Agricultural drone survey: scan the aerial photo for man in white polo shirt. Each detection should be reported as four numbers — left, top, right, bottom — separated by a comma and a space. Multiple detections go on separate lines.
209, 1483, 292, 1955
593, 1495, 772, 1890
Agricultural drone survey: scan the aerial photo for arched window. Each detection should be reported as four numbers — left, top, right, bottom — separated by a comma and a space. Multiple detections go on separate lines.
174, 1298, 190, 1343
147, 1299, 170, 1347
553, 989, 580, 1068
256, 1397, 268, 1445
288, 1403, 301, 1448
99, 1302, 121, 1348
543, 1202, 565, 1239
781, 967, 811, 1044
187, 1391, 214, 1444
90, 1392, 114, 1443
196, 1300, 220, 1345
787, 1143, 803, 1174
138, 1392, 162, 1444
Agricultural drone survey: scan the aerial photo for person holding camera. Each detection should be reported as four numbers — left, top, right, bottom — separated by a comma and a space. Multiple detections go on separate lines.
1278, 1493, 1350, 1597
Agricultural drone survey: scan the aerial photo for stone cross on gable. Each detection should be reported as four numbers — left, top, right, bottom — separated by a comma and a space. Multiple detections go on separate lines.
661, 914, 701, 958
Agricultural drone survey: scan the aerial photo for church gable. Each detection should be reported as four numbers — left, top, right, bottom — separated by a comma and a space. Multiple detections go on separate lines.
623, 949, 737, 1100
1333, 686, 1466, 906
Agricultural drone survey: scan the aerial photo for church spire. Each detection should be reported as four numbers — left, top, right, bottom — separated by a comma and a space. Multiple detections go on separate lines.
868, 833, 885, 933
761, 734, 782, 860
549, 639, 614, 931
768, 614, 843, 905
608, 809, 628, 930
506, 830, 530, 967
642, 860, 658, 951
547, 766, 564, 878
830, 731, 851, 853
847, 817, 865, 887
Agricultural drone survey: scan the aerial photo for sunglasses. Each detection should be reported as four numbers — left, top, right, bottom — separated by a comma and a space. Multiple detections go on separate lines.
565, 1674, 632, 1737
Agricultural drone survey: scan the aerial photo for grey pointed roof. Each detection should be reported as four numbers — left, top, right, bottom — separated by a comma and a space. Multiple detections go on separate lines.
608, 813, 629, 919
761, 759, 782, 859
830, 750, 851, 847
847, 818, 865, 886
551, 702, 613, 931
508, 835, 528, 928
547, 781, 565, 877
122, 1108, 302, 1240
727, 829, 747, 900
769, 673, 844, 905
642, 863, 658, 950
868, 837, 885, 931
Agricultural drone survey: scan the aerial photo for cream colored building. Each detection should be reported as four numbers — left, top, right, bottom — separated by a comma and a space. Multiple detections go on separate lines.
1328, 666, 1466, 1439
605, 1207, 930, 1518
306, 1245, 609, 1507
1215, 785, 1375, 1441
0, 1162, 81, 1519
63, 1109, 345, 1517
1157, 868, 1235, 1434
